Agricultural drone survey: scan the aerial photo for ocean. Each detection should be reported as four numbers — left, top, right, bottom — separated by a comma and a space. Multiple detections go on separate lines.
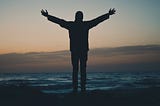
0, 72, 160, 93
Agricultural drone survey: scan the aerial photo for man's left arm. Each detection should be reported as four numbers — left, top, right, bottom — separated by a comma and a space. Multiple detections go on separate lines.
41, 9, 70, 29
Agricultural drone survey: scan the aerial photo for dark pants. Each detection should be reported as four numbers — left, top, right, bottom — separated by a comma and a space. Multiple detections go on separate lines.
71, 51, 88, 92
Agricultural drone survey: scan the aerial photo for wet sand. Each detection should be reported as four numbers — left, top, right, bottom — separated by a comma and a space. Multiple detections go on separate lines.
0, 86, 160, 106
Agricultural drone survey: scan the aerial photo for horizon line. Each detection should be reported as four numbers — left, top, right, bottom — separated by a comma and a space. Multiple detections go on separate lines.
0, 44, 160, 55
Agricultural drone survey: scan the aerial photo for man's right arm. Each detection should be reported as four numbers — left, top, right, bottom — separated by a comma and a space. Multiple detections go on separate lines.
87, 8, 116, 29
41, 9, 69, 29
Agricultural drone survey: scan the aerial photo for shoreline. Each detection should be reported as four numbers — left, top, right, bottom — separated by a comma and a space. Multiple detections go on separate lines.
1, 86, 160, 106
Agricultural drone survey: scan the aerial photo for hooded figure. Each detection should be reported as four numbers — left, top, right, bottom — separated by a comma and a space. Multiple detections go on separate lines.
41, 8, 116, 92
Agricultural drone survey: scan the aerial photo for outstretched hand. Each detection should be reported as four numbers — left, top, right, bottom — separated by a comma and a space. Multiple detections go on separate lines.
108, 8, 116, 15
41, 9, 48, 17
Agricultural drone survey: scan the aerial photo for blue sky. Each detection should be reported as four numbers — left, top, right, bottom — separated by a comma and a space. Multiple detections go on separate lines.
0, 0, 160, 54
0, 0, 160, 72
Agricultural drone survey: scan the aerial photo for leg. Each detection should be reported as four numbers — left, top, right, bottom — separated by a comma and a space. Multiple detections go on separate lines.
80, 51, 88, 92
71, 52, 79, 92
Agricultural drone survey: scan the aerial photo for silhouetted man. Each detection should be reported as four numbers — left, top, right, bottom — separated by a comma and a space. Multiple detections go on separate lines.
41, 8, 116, 92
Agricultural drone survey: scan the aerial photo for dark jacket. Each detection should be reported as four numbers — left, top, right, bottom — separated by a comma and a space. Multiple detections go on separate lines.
47, 13, 109, 52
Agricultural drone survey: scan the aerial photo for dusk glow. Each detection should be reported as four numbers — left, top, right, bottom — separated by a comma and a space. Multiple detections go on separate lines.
1, 1, 160, 104
0, 0, 160, 54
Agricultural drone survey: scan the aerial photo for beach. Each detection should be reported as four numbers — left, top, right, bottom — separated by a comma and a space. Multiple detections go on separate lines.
1, 72, 160, 106
1, 85, 160, 106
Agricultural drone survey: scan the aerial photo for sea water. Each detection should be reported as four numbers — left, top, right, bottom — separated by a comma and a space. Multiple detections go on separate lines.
0, 72, 160, 93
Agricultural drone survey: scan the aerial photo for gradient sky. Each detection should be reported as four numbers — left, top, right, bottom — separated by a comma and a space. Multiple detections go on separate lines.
0, 45, 160, 73
0, 0, 160, 54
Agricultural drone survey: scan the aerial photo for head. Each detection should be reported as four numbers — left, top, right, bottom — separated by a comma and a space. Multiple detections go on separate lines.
75, 11, 83, 22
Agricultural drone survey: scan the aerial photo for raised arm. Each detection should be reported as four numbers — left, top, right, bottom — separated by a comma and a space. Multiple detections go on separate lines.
87, 8, 116, 29
41, 9, 69, 29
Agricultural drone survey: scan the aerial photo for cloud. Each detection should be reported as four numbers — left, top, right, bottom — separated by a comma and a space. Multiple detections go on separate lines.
0, 45, 160, 73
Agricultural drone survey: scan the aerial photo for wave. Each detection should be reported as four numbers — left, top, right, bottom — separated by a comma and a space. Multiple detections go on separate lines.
0, 72, 160, 93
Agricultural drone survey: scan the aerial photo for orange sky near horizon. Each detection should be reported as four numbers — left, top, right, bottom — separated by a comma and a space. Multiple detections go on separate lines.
0, 0, 160, 54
